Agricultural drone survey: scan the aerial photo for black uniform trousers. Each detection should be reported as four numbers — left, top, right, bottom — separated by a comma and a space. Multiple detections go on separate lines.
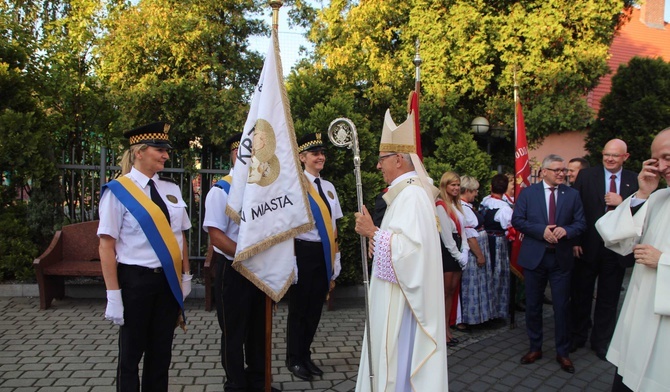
117, 263, 180, 392
570, 246, 626, 353
213, 253, 266, 392
286, 239, 329, 367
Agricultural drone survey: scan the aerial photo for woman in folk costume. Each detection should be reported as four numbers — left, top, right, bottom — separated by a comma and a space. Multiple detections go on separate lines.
436, 171, 469, 347
458, 176, 495, 327
354, 108, 448, 392
98, 122, 192, 391
479, 173, 513, 319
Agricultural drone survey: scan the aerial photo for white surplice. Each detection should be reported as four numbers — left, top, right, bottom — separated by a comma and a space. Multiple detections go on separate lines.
595, 189, 670, 392
356, 176, 448, 392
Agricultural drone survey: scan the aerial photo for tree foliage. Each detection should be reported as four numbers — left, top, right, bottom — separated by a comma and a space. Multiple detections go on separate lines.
586, 57, 670, 171
98, 0, 267, 153
0, 7, 60, 280
309, 0, 629, 142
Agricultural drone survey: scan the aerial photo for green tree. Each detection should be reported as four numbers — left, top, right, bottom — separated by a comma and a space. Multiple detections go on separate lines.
585, 56, 670, 172
308, 0, 631, 144
97, 0, 267, 154
0, 8, 60, 280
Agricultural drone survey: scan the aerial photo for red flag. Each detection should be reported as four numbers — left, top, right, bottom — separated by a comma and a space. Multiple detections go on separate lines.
408, 91, 422, 160
510, 99, 531, 279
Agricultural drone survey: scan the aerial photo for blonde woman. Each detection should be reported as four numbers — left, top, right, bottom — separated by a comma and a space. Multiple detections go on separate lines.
436, 172, 469, 345
98, 122, 192, 390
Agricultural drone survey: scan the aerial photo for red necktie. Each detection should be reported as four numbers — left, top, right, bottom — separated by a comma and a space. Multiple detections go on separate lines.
607, 174, 616, 211
548, 187, 556, 225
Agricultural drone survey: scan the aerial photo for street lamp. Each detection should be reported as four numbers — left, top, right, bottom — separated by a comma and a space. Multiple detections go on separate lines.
471, 116, 509, 171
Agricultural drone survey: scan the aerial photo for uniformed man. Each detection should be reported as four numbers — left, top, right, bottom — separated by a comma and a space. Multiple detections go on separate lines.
203, 133, 279, 392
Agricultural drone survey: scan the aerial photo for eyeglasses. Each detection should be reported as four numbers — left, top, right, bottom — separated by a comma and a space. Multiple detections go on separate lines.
544, 168, 568, 174
377, 153, 398, 164
603, 153, 623, 159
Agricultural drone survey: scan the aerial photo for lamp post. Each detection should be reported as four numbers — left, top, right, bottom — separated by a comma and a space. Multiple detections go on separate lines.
471, 116, 509, 172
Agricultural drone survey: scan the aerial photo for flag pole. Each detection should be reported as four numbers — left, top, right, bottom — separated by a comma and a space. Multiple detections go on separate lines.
412, 39, 423, 161
266, 4, 282, 392
514, 70, 519, 153
327, 118, 375, 392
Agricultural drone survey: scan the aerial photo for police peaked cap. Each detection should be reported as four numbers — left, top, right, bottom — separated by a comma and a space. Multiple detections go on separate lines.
124, 121, 173, 149
297, 132, 326, 153
226, 132, 243, 151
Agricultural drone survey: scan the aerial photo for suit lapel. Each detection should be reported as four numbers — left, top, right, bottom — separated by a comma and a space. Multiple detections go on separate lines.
537, 183, 549, 224
596, 168, 606, 211
620, 170, 635, 199
555, 184, 566, 223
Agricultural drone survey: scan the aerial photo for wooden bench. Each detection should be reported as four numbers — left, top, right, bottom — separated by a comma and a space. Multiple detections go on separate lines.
33, 220, 101, 310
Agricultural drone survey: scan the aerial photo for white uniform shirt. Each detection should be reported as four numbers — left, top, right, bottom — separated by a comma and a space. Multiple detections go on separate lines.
97, 167, 191, 268
202, 173, 239, 259
296, 170, 343, 242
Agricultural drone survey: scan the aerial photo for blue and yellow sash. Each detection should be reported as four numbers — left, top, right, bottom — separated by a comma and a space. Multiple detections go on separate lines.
102, 176, 185, 315
213, 175, 232, 194
306, 184, 336, 282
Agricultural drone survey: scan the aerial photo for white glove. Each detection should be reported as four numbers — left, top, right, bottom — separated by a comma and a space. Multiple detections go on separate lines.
182, 273, 192, 300
105, 289, 124, 326
292, 258, 299, 284
332, 252, 342, 281
459, 249, 469, 270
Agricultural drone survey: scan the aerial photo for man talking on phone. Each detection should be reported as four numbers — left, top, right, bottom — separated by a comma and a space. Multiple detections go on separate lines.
595, 127, 670, 392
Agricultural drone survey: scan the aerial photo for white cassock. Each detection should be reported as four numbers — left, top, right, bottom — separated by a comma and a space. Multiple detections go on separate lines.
356, 175, 448, 392
596, 189, 670, 392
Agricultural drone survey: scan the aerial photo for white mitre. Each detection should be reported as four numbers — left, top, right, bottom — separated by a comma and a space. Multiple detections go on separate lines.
380, 109, 439, 201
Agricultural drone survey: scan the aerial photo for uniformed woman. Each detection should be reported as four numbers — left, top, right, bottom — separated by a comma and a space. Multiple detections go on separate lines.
286, 133, 343, 381
98, 122, 192, 391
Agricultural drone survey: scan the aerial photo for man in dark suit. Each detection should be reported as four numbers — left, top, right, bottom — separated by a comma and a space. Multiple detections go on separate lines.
512, 154, 586, 374
570, 139, 638, 360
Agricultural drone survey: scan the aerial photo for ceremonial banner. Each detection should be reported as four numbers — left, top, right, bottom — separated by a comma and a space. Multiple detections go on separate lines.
408, 90, 422, 160
511, 99, 531, 279
225, 29, 313, 302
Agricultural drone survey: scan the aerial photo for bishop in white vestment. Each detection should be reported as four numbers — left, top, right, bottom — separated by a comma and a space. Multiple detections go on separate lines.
354, 109, 448, 392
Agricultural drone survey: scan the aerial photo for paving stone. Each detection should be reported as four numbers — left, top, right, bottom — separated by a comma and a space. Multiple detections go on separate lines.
0, 277, 631, 392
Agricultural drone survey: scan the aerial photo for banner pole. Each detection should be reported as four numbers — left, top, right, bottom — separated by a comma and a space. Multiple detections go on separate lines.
266, 5, 282, 392
327, 118, 374, 391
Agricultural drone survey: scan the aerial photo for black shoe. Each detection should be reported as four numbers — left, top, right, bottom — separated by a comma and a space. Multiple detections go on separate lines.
287, 364, 313, 381
569, 341, 585, 353
593, 349, 607, 361
304, 359, 323, 376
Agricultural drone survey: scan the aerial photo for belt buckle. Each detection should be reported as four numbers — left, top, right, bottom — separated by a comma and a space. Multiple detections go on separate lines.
152, 267, 163, 274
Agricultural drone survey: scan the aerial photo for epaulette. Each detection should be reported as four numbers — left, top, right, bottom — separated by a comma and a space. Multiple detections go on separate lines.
159, 175, 179, 185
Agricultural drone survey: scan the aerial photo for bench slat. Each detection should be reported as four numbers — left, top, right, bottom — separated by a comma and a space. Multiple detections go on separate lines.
43, 261, 102, 276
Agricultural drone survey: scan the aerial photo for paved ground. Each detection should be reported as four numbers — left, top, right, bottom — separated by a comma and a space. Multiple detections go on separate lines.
0, 286, 621, 392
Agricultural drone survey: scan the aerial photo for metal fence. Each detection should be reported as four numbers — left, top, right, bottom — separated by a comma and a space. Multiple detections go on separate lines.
57, 146, 229, 278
